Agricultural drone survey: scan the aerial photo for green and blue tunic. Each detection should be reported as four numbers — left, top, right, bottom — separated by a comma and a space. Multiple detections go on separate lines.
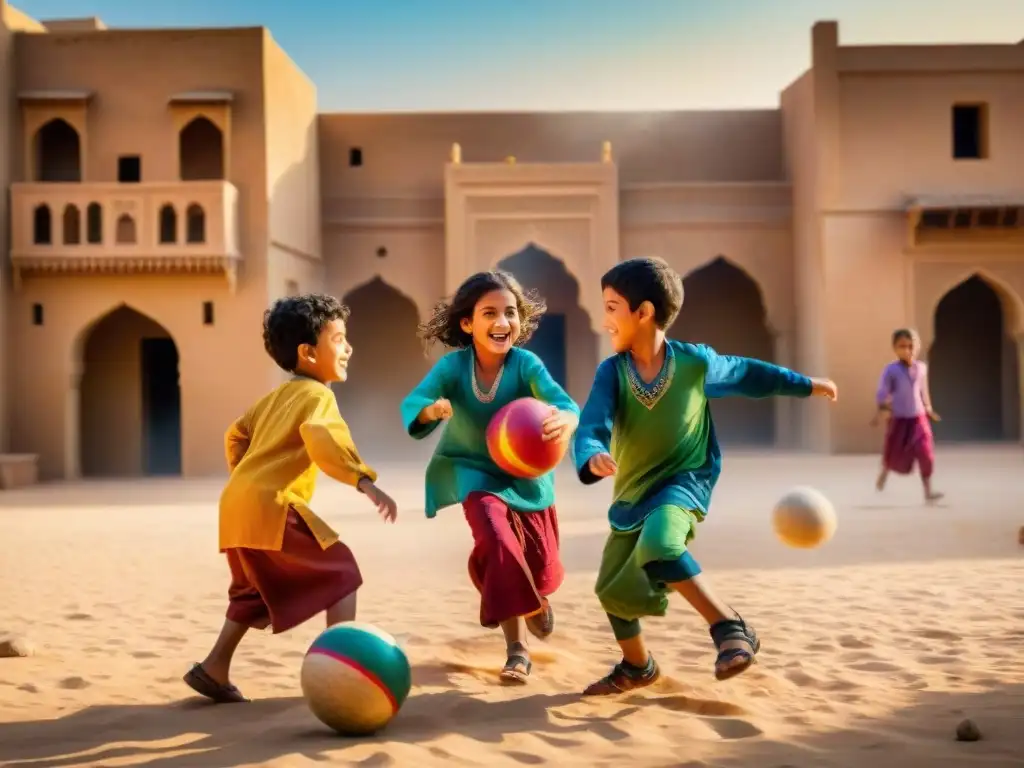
401, 347, 580, 519
572, 340, 812, 624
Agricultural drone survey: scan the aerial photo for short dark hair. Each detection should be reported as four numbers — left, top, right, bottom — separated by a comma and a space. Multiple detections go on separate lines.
891, 328, 919, 346
601, 256, 684, 329
418, 270, 546, 350
262, 293, 350, 372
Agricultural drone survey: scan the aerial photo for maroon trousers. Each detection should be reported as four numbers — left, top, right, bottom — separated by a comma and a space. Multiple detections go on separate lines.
225, 509, 363, 634
463, 492, 564, 628
883, 413, 935, 479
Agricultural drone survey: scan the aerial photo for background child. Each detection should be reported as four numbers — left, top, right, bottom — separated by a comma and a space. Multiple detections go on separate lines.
400, 270, 579, 685
872, 328, 943, 502
184, 294, 397, 704
572, 256, 837, 695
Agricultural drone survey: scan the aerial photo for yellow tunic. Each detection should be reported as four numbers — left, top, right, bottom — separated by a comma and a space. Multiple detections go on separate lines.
218, 377, 377, 552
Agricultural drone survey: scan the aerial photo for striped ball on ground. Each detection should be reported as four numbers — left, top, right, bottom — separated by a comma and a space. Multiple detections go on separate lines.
486, 397, 566, 479
771, 486, 837, 549
300, 621, 412, 735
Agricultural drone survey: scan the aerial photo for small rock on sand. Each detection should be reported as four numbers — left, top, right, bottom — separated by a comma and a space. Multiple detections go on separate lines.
956, 719, 982, 742
0, 637, 33, 658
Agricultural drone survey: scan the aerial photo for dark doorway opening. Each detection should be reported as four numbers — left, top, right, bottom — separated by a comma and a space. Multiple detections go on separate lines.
524, 313, 567, 388
141, 337, 182, 475
928, 275, 1020, 442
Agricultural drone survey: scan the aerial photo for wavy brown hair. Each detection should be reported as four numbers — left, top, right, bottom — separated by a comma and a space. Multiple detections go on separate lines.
418, 270, 547, 351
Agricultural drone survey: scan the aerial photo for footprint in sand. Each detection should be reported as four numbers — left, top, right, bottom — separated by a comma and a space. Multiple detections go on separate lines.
848, 660, 903, 673
248, 657, 286, 669
65, 612, 94, 621
701, 717, 763, 740
506, 751, 546, 765
784, 669, 820, 687
916, 628, 962, 643
837, 635, 872, 650
131, 651, 160, 659
149, 635, 188, 646
59, 676, 90, 690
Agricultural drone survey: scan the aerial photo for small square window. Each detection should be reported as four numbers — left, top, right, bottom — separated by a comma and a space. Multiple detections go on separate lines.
31, 304, 44, 326
952, 104, 987, 160
118, 155, 142, 182
349, 147, 363, 167
202, 301, 214, 325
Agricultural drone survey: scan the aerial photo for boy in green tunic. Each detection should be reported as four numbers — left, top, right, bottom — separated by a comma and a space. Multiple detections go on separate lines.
572, 257, 837, 695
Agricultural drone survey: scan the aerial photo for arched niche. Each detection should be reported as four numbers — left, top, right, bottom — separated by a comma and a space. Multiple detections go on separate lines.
926, 273, 1022, 442
497, 244, 597, 405
674, 256, 777, 446
76, 305, 182, 477
336, 277, 432, 460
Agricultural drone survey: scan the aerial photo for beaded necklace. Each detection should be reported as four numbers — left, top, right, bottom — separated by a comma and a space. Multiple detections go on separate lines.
470, 351, 505, 404
625, 344, 675, 410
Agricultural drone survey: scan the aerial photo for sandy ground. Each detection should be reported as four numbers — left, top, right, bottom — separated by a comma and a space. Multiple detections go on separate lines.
1, 447, 1023, 767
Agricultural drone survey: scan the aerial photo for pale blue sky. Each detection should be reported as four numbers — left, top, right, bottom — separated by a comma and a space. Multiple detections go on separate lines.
14, 0, 1024, 111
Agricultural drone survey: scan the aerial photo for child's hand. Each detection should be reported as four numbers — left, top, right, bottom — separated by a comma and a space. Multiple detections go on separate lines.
810, 378, 838, 401
587, 452, 617, 477
927, 408, 941, 422
358, 478, 398, 523
418, 398, 453, 423
541, 408, 578, 443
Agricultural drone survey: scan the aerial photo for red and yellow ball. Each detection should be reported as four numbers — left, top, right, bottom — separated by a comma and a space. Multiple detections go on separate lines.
486, 397, 567, 479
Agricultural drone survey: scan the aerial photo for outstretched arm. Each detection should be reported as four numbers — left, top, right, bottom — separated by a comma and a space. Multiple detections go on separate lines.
299, 391, 378, 489
698, 344, 813, 399
572, 358, 619, 485
400, 355, 455, 439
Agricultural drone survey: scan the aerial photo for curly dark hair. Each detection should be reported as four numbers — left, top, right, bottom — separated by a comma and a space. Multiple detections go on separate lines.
891, 328, 919, 346
262, 293, 350, 372
418, 270, 546, 351
601, 256, 684, 330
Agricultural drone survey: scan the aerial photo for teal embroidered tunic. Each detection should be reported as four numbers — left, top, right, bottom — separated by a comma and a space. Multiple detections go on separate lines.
401, 347, 580, 518
572, 341, 813, 531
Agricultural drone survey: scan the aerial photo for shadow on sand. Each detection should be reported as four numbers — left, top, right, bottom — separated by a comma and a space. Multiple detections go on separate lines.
0, 671, 1021, 768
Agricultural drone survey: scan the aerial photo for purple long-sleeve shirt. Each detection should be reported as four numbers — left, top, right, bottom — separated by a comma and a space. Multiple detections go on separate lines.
876, 360, 928, 418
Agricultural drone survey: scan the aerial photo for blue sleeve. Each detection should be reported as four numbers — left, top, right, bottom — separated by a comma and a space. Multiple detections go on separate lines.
571, 357, 619, 485
696, 344, 813, 399
521, 350, 580, 416
400, 355, 455, 440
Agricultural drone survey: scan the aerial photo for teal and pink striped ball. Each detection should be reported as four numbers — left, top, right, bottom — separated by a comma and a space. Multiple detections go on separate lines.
300, 622, 412, 735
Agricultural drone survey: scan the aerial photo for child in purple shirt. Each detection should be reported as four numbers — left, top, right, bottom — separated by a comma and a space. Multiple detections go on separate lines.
871, 328, 943, 502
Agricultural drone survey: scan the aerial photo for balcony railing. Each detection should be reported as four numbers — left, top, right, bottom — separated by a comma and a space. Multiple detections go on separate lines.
10, 180, 240, 289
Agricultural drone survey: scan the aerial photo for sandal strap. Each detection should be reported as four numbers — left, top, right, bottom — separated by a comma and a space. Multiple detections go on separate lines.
709, 616, 756, 649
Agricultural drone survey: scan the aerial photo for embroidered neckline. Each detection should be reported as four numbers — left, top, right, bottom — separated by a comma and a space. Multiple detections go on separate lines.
470, 350, 505, 404
625, 344, 675, 410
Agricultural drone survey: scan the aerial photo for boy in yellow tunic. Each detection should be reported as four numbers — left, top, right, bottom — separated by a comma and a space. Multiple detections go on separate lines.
184, 293, 398, 704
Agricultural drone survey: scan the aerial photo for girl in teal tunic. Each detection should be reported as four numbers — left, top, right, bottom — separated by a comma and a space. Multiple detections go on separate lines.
400, 270, 580, 684
573, 257, 838, 695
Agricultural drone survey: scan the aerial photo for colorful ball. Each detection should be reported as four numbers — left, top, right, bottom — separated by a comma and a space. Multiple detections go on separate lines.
771, 486, 837, 549
300, 621, 412, 736
486, 397, 566, 479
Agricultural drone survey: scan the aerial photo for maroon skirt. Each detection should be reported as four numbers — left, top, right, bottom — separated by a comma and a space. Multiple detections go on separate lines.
883, 413, 935, 479
463, 492, 564, 628
224, 509, 362, 634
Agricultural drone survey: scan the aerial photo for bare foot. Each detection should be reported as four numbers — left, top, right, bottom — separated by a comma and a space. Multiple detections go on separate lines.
876, 471, 888, 492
